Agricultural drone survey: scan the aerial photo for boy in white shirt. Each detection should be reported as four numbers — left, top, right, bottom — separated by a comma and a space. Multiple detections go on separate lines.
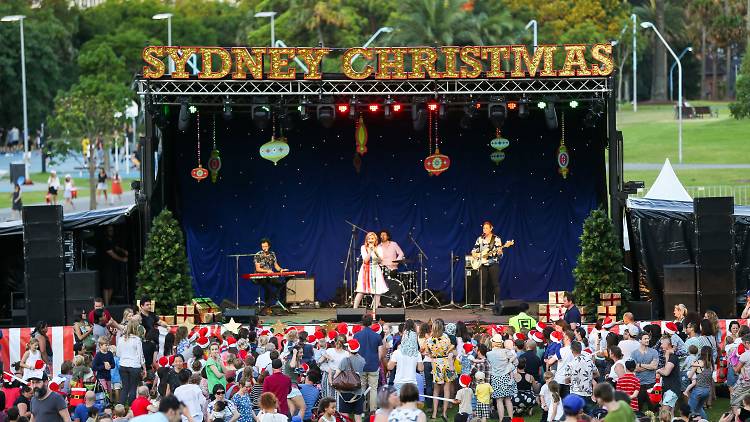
453, 374, 473, 422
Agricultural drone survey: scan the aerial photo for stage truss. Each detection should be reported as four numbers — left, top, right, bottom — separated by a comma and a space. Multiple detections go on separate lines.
136, 76, 612, 106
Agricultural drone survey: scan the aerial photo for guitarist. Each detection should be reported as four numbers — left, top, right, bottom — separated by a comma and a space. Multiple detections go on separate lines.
471, 221, 507, 316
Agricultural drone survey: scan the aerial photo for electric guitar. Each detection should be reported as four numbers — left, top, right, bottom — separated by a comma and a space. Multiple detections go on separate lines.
470, 239, 514, 270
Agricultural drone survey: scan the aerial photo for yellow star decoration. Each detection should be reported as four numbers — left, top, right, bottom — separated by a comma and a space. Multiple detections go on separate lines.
322, 321, 337, 333
178, 317, 195, 332
271, 320, 287, 335
222, 318, 242, 335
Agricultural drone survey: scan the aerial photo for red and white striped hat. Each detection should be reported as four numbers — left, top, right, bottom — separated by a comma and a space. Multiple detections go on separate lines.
602, 317, 616, 330
462, 343, 474, 354
536, 321, 547, 332
459, 374, 472, 387
550, 331, 563, 343
197, 336, 210, 349
530, 330, 544, 343
663, 322, 678, 335
347, 339, 360, 353
371, 323, 382, 334
514, 333, 527, 342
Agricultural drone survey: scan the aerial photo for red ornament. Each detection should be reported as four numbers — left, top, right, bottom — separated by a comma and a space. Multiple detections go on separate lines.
191, 165, 208, 181
424, 147, 450, 176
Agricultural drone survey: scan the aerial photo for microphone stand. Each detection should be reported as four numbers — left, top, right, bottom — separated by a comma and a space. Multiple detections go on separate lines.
227, 253, 260, 308
440, 251, 462, 309
408, 233, 439, 308
343, 221, 368, 305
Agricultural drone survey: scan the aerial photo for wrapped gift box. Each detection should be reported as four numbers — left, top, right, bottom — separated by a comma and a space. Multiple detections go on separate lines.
549, 307, 565, 322
597, 305, 618, 317
548, 291, 566, 305
192, 298, 220, 323
538, 304, 550, 322
599, 292, 622, 307
160, 315, 176, 325
198, 311, 220, 324
176, 315, 194, 324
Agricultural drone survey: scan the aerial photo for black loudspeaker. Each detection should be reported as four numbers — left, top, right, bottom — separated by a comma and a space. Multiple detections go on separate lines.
107, 304, 131, 323
663, 264, 696, 293
65, 271, 100, 300
336, 308, 366, 323
23, 205, 65, 327
464, 269, 493, 306
663, 293, 696, 319
65, 299, 92, 325
222, 308, 257, 323
219, 299, 237, 311
376, 308, 405, 322
629, 300, 654, 321
694, 197, 735, 317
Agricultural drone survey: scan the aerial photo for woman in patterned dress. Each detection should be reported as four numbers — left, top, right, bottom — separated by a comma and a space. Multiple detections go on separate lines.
353, 232, 389, 313
487, 335, 517, 421
425, 319, 456, 420
511, 357, 537, 415
232, 379, 256, 422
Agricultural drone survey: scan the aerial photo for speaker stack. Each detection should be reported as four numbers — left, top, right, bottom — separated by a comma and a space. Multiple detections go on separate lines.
64, 271, 100, 325
663, 264, 697, 317
336, 307, 405, 323
694, 197, 736, 318
23, 205, 66, 326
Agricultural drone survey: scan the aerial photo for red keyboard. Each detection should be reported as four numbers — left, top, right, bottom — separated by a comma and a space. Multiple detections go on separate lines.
242, 271, 307, 279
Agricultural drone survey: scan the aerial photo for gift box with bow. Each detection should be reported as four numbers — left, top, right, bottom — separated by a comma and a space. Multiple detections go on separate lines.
549, 306, 565, 322
599, 292, 622, 307
548, 291, 566, 305
176, 305, 195, 324
597, 305, 618, 317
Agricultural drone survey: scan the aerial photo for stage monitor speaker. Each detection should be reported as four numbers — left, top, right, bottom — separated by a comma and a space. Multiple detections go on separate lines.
23, 205, 65, 326
694, 196, 734, 216
376, 308, 405, 322
499, 300, 523, 316
287, 278, 315, 303
65, 271, 100, 300
629, 301, 654, 321
336, 308, 366, 323
223, 308, 257, 324
219, 299, 237, 311
664, 293, 697, 320
663, 264, 696, 294
107, 304, 131, 323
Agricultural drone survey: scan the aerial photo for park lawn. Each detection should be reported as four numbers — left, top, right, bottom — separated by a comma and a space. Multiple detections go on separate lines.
0, 172, 133, 209
624, 168, 750, 187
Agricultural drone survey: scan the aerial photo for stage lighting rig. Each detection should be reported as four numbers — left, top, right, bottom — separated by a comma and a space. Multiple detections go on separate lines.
337, 104, 349, 114
569, 100, 579, 109
222, 96, 233, 121
252, 105, 271, 130
518, 102, 530, 119
317, 105, 335, 128
438, 97, 448, 119
349, 98, 358, 119
506, 101, 518, 111
412, 103, 427, 131
537, 101, 547, 109
488, 102, 507, 129
384, 98, 401, 120
299, 98, 312, 120
544, 102, 558, 130
623, 180, 646, 195
280, 112, 295, 132
178, 98, 190, 132
368, 104, 379, 112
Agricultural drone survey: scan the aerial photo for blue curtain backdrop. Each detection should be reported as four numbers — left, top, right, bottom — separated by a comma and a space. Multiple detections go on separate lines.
171, 109, 605, 305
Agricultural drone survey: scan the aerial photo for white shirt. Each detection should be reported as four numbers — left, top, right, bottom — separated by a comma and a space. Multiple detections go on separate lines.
546, 394, 564, 421
117, 335, 145, 369
618, 339, 640, 361
390, 349, 422, 385
324, 348, 349, 374
539, 383, 551, 410
259, 411, 289, 422
174, 384, 206, 422
553, 345, 573, 384
255, 351, 272, 374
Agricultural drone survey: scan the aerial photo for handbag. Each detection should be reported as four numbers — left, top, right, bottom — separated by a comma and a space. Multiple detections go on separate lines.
331, 358, 361, 391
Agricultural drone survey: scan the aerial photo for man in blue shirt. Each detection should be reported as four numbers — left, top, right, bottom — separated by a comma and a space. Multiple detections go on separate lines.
353, 314, 384, 416
73, 390, 98, 422
298, 369, 322, 422
562, 291, 581, 329
631, 332, 659, 412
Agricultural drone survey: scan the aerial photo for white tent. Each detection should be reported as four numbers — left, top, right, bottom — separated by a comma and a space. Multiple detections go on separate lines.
644, 158, 692, 201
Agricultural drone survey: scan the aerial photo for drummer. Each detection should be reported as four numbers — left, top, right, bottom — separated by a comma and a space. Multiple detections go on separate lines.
379, 230, 405, 277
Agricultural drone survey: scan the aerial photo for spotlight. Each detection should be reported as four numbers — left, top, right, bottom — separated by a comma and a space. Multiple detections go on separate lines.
368, 104, 379, 112
223, 97, 233, 121
349, 98, 358, 119
471, 99, 481, 110
252, 105, 271, 130
544, 103, 558, 130
506, 101, 518, 111
518, 102, 530, 119
583, 101, 604, 128
412, 104, 427, 131
427, 102, 438, 112
537, 101, 547, 109
569, 100, 579, 109
178, 98, 190, 132
337, 104, 349, 114
488, 103, 507, 129
439, 97, 448, 119
392, 104, 402, 112
317, 105, 335, 128
298, 105, 310, 120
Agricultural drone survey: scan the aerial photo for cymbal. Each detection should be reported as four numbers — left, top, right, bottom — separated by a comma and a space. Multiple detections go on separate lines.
393, 258, 414, 264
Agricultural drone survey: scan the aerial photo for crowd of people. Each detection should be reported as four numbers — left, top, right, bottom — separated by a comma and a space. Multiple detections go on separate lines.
3, 292, 750, 422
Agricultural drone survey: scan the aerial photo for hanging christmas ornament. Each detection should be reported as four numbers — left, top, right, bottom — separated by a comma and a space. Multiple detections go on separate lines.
490, 150, 506, 165
352, 153, 362, 174
556, 112, 570, 179
490, 129, 509, 151
207, 114, 222, 183
355, 115, 368, 155
424, 107, 450, 176
191, 112, 208, 182
259, 112, 290, 165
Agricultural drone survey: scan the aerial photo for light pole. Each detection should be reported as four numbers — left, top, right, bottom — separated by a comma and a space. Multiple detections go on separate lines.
525, 19, 538, 49
670, 47, 692, 101
2, 15, 29, 180
254, 11, 277, 47
152, 13, 173, 73
632, 13, 637, 112
642, 21, 684, 163
349, 27, 394, 65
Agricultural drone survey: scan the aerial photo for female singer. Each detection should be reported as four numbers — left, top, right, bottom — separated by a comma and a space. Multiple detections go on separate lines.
353, 232, 389, 312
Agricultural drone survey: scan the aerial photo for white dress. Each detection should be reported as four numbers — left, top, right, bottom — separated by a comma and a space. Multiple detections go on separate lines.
23, 349, 43, 380
64, 181, 74, 200
356, 245, 388, 294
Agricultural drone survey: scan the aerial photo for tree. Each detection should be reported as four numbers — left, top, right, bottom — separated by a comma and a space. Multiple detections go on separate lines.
388, 0, 474, 46
729, 53, 750, 118
135, 209, 193, 316
572, 209, 629, 321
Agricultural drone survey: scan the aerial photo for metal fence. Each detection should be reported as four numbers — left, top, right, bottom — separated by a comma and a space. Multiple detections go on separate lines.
632, 185, 750, 205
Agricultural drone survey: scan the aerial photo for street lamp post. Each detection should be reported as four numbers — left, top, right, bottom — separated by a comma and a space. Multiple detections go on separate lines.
349, 27, 394, 65
642, 21, 684, 163
525, 19, 538, 49
670, 47, 693, 101
152, 13, 173, 73
2, 15, 29, 180
254, 11, 277, 47
632, 14, 637, 112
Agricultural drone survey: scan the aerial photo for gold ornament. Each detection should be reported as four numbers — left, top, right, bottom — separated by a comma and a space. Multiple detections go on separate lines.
272, 320, 287, 335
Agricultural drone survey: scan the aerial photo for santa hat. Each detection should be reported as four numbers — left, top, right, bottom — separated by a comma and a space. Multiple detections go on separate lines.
459, 374, 472, 388
327, 330, 337, 341
347, 339, 360, 353
371, 323, 382, 334
314, 330, 325, 340
602, 317, 616, 330
285, 327, 298, 335
296, 362, 310, 375
462, 343, 474, 354
352, 325, 363, 335
583, 347, 593, 356
199, 327, 209, 338
514, 333, 527, 342
169, 355, 177, 366
49, 376, 66, 394
197, 336, 210, 349
550, 331, 563, 343
3, 371, 27, 386
34, 360, 46, 371
663, 322, 678, 335
238, 349, 248, 361
158, 356, 170, 368
227, 337, 237, 347
530, 331, 544, 343
536, 321, 547, 332
307, 335, 316, 344
260, 329, 271, 336
739, 344, 747, 356
337, 323, 349, 335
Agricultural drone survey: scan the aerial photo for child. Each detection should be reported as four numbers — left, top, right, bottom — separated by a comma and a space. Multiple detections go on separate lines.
92, 338, 115, 393
111, 172, 123, 203
453, 374, 474, 422
108, 345, 122, 404
57, 360, 74, 396
72, 354, 95, 384
682, 344, 700, 391
63, 174, 75, 209
317, 397, 337, 422
538, 371, 554, 422
459, 343, 474, 376
20, 338, 43, 381
258, 392, 289, 422
473, 371, 493, 422
11, 183, 22, 219
546, 381, 563, 421
92, 309, 109, 342
615, 360, 640, 411
113, 404, 129, 420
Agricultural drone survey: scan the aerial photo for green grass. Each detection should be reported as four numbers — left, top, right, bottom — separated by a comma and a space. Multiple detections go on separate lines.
625, 168, 750, 187
1, 173, 133, 209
